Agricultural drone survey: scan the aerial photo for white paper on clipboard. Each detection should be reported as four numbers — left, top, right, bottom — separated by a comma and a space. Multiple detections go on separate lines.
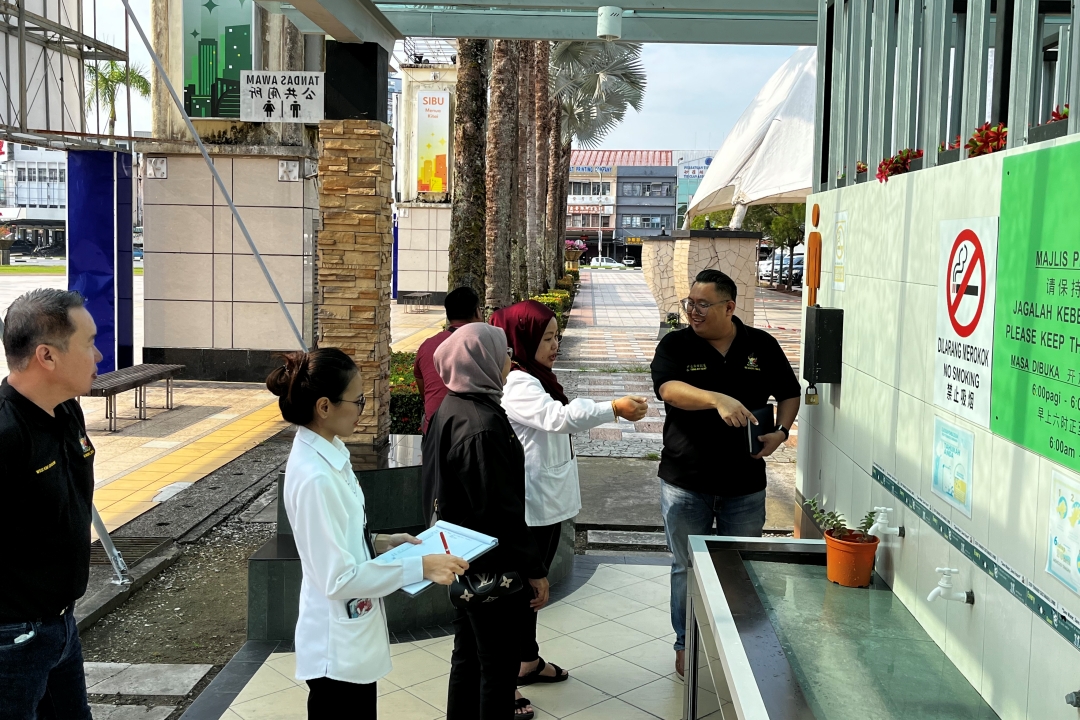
374, 520, 498, 596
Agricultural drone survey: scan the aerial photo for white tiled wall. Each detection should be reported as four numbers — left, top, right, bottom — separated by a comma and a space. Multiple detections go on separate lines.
396, 203, 450, 295
142, 155, 316, 351
798, 136, 1080, 718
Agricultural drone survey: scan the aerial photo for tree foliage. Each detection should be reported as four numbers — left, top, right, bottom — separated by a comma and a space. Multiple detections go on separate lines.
85, 61, 151, 136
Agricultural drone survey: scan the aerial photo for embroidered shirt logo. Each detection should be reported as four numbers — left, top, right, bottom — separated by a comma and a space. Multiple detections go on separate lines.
686, 363, 708, 372
35, 460, 56, 474
79, 434, 95, 458
744, 354, 761, 371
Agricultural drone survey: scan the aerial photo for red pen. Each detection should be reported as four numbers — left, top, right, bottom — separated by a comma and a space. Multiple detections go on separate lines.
439, 531, 451, 555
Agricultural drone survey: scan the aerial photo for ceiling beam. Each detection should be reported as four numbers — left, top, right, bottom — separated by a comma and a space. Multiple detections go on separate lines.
373, 0, 815, 11
377, 9, 817, 45
287, 0, 401, 50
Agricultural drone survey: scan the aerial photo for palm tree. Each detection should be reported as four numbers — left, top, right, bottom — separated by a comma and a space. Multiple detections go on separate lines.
447, 40, 490, 299
512, 41, 533, 302
85, 61, 152, 136
484, 40, 519, 310
548, 42, 646, 281
530, 41, 550, 296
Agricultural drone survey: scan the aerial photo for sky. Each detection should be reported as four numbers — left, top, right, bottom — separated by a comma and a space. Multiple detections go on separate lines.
80, 6, 798, 152
597, 44, 800, 152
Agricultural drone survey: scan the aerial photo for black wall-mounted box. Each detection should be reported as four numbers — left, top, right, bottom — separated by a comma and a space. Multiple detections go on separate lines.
804, 306, 844, 385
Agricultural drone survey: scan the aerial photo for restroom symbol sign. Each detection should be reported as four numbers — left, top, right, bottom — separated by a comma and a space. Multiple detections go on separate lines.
947, 229, 987, 338
240, 72, 324, 123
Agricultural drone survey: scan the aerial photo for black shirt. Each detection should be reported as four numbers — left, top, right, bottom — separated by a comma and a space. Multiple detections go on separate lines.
422, 392, 547, 580
0, 379, 95, 622
650, 318, 800, 497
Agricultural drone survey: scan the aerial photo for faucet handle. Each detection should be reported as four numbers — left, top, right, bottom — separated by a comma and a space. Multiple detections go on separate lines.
935, 567, 958, 575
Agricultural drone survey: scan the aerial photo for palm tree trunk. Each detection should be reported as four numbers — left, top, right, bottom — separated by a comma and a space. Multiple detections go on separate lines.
544, 97, 562, 286
448, 39, 489, 298
530, 41, 550, 295
512, 41, 532, 302
485, 39, 518, 310
553, 140, 572, 284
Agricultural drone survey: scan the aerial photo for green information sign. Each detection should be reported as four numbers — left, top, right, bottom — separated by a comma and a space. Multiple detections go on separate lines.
993, 142, 1080, 472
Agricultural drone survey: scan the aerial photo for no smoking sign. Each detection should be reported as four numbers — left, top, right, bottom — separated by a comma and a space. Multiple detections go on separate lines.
935, 218, 998, 428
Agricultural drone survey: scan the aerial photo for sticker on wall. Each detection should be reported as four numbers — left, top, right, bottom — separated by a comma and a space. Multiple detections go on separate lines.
833, 211, 847, 292
934, 217, 998, 428
932, 416, 975, 517
1048, 470, 1080, 594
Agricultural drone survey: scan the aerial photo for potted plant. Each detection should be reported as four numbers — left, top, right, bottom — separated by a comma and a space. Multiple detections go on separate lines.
1030, 104, 1070, 145
855, 161, 868, 181
965, 122, 1007, 158
938, 135, 962, 165
804, 497, 879, 588
876, 148, 923, 183
564, 239, 586, 270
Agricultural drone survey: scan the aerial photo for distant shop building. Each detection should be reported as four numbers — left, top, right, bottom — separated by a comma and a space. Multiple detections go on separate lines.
0, 143, 68, 256
566, 150, 674, 266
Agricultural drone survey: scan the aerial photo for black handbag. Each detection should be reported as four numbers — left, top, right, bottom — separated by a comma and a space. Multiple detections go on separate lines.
449, 571, 524, 608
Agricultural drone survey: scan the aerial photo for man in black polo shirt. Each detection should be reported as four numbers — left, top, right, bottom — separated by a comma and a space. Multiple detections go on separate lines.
0, 288, 101, 719
651, 269, 800, 679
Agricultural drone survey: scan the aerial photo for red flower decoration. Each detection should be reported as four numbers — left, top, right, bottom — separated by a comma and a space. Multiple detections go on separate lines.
856, 161, 868, 174
876, 148, 924, 183
965, 122, 1008, 158
938, 135, 962, 152
1050, 104, 1070, 123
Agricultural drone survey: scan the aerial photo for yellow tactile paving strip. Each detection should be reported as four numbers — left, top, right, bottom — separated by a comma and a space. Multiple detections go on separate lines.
94, 403, 288, 532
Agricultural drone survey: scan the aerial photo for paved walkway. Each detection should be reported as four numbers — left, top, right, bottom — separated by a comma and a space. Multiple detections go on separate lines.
557, 269, 659, 369
390, 299, 447, 353
217, 557, 725, 720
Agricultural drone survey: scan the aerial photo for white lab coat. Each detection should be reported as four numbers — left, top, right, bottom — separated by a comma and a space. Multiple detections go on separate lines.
283, 426, 424, 685
501, 372, 616, 527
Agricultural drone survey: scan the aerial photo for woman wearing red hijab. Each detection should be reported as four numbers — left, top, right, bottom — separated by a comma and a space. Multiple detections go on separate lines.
490, 301, 647, 703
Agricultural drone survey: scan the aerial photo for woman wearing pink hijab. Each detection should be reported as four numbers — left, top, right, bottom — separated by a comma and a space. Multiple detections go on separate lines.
490, 301, 648, 700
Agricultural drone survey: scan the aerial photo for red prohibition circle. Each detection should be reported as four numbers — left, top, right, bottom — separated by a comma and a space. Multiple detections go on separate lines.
947, 229, 986, 338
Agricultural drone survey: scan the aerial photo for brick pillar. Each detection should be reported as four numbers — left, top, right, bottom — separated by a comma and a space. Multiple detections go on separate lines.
317, 120, 394, 445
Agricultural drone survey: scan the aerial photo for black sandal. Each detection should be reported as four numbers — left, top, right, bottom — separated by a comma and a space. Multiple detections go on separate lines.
517, 657, 569, 687
515, 696, 535, 719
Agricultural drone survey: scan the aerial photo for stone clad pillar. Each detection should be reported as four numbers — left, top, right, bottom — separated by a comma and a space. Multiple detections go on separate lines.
673, 230, 760, 327
317, 120, 395, 445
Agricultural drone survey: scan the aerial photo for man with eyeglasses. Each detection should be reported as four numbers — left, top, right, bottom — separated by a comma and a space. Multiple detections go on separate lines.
650, 269, 800, 680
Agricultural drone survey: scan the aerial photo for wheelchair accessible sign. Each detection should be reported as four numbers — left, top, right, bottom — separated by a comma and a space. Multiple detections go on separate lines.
240, 72, 324, 123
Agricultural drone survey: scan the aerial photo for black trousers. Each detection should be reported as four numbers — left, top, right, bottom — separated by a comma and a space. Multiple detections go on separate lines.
520, 522, 562, 663
306, 677, 377, 719
446, 594, 520, 720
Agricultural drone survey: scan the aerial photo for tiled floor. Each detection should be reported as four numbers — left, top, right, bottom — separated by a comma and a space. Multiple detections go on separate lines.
219, 559, 728, 720
390, 301, 448, 353
557, 270, 660, 369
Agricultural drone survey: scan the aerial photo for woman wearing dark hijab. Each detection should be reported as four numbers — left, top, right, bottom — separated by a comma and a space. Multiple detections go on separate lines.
490, 301, 648, 692
421, 323, 549, 720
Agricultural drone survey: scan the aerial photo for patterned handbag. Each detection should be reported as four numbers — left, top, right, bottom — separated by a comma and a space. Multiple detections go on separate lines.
449, 571, 524, 608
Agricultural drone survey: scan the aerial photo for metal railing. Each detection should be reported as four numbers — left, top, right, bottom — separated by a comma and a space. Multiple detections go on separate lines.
814, 0, 1080, 192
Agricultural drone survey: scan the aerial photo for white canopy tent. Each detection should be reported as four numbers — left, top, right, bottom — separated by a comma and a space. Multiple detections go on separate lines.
686, 46, 817, 226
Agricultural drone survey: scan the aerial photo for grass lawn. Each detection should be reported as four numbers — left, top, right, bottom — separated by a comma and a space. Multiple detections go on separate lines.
0, 265, 143, 275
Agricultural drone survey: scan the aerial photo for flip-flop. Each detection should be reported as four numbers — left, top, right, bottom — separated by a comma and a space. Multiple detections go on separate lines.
515, 696, 535, 719
517, 657, 569, 686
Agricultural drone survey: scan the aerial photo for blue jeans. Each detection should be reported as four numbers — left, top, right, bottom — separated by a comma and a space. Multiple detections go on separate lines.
0, 607, 91, 720
661, 482, 767, 651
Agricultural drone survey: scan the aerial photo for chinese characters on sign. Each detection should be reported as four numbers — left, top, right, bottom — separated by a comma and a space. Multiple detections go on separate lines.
992, 144, 1080, 474
239, 72, 324, 123
934, 218, 998, 428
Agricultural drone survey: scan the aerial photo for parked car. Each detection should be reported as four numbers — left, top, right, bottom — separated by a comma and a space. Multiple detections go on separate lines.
762, 253, 803, 281
590, 256, 623, 269
779, 255, 805, 285
622, 256, 635, 267
133, 245, 144, 260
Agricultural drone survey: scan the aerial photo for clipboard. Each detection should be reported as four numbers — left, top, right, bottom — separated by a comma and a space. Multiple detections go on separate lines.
374, 520, 498, 596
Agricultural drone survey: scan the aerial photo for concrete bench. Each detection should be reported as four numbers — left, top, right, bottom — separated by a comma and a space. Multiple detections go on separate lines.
87, 364, 185, 432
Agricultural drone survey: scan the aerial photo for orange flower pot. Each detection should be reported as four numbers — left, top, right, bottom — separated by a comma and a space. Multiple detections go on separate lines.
824, 530, 880, 588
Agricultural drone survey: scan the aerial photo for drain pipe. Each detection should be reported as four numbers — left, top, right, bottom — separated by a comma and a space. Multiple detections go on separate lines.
92, 506, 132, 586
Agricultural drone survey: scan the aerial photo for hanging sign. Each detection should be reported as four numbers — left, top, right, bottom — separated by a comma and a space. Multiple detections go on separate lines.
934, 218, 998, 428
240, 72, 324, 123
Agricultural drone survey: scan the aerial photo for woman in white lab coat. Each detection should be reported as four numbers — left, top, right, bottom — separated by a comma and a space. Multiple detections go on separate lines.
490, 301, 648, 694
266, 349, 468, 719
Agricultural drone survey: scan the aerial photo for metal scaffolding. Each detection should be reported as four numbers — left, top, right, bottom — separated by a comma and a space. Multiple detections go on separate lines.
0, 0, 129, 151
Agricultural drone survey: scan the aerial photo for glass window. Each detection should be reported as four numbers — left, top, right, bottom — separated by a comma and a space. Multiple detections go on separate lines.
48, 168, 58, 182
566, 215, 573, 228
602, 215, 611, 228
642, 183, 652, 196
632, 183, 642, 196
58, 169, 66, 182
16, 167, 25, 182
662, 183, 671, 196
590, 182, 601, 196
27, 168, 36, 181
622, 183, 632, 195
602, 182, 611, 195
622, 216, 631, 227
631, 216, 641, 228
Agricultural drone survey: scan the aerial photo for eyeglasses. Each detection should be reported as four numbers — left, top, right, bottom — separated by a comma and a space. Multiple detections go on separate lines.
680, 298, 727, 317
339, 395, 367, 413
